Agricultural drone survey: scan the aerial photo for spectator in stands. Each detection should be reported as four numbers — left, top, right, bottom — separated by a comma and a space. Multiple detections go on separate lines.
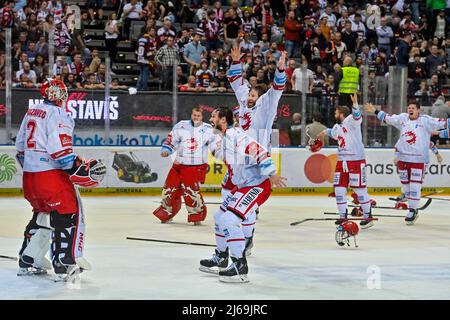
197, 10, 223, 51
264, 42, 281, 63
110, 78, 129, 90
195, 1, 209, 23
414, 79, 432, 106
179, 75, 198, 92
176, 65, 187, 86
16, 61, 37, 85
122, 0, 143, 40
14, 73, 36, 88
95, 63, 107, 85
177, 28, 192, 60
86, 0, 104, 25
284, 10, 301, 58
136, 31, 155, 91
292, 56, 313, 93
341, 21, 359, 54
425, 45, 446, 77
32, 54, 47, 83
240, 33, 255, 53
242, 9, 256, 35
64, 73, 78, 89
77, 66, 92, 88
288, 113, 302, 146
183, 32, 206, 74
429, 73, 442, 98
105, 12, 120, 60
431, 96, 450, 119
69, 53, 85, 77
36, 35, 48, 59
88, 48, 101, 73
214, 66, 231, 92
285, 58, 296, 91
84, 73, 105, 89
213, 1, 224, 22
54, 21, 71, 55
157, 17, 176, 46
255, 68, 269, 85
409, 53, 427, 79
395, 33, 411, 67
376, 17, 394, 57
195, 59, 214, 89
223, 8, 242, 52
155, 35, 179, 90
177, 0, 195, 24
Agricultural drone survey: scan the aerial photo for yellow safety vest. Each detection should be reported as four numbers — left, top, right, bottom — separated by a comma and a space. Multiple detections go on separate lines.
339, 66, 359, 94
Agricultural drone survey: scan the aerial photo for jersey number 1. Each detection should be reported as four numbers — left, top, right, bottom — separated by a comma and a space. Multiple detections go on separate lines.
26, 120, 37, 149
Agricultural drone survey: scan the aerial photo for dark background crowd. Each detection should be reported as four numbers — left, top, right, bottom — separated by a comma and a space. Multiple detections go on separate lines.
0, 0, 449, 146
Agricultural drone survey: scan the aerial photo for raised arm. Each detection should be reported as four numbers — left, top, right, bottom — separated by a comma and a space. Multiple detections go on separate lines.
227, 46, 250, 107
364, 103, 405, 130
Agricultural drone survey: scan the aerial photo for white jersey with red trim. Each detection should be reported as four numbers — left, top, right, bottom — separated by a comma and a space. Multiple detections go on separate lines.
327, 105, 365, 161
15, 101, 76, 172
227, 62, 286, 151
210, 127, 277, 189
377, 111, 450, 163
161, 120, 214, 165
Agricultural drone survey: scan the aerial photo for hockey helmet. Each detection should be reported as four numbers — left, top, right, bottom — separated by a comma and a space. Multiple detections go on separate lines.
335, 220, 359, 247
40, 78, 68, 107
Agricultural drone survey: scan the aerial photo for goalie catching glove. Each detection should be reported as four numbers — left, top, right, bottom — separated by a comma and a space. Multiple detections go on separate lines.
66, 157, 106, 188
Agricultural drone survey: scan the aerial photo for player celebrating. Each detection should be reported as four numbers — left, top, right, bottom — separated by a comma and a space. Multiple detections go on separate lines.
15, 78, 106, 281
219, 46, 287, 255
365, 102, 449, 224
199, 107, 286, 283
153, 107, 214, 225
318, 94, 374, 229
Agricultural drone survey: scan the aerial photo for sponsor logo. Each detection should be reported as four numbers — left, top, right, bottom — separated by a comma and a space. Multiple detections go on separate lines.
186, 138, 199, 152
304, 153, 338, 184
73, 133, 166, 146
403, 131, 417, 145
238, 188, 263, 208
48, 201, 61, 207
337, 135, 346, 149
0, 154, 17, 183
59, 134, 73, 147
240, 113, 252, 131
78, 232, 84, 252
26, 108, 47, 119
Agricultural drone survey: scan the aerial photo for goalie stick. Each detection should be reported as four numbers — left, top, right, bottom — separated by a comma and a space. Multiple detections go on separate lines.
153, 200, 223, 205
0, 255, 18, 261
349, 198, 432, 211
323, 212, 404, 218
290, 217, 378, 226
126, 237, 216, 247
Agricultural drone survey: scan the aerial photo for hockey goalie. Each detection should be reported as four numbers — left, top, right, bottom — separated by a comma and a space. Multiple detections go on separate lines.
15, 79, 106, 281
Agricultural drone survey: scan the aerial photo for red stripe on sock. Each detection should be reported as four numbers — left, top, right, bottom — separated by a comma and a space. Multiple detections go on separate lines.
227, 238, 245, 243
215, 234, 225, 238
242, 223, 255, 226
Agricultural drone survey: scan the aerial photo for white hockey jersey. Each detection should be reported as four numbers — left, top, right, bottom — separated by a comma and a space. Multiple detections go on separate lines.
15, 101, 76, 172
162, 120, 214, 165
227, 62, 286, 150
378, 111, 450, 163
327, 105, 365, 161
210, 127, 277, 189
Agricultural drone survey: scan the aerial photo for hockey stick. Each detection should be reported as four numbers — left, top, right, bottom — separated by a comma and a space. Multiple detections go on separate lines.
323, 212, 404, 218
126, 237, 216, 247
290, 217, 378, 226
348, 198, 432, 211
422, 197, 450, 201
389, 190, 444, 202
153, 201, 223, 205
0, 255, 18, 261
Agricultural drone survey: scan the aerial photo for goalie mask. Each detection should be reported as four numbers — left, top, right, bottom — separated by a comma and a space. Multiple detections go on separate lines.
40, 78, 68, 107
69, 159, 107, 188
335, 220, 359, 247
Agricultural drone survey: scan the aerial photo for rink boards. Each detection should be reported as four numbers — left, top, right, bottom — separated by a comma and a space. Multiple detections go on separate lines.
0, 146, 449, 195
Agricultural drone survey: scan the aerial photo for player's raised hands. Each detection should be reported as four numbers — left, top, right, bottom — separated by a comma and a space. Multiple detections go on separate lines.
278, 51, 287, 70
364, 103, 376, 113
230, 46, 242, 63
269, 175, 287, 188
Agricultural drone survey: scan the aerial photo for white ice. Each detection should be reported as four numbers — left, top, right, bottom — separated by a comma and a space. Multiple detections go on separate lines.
1, 195, 450, 300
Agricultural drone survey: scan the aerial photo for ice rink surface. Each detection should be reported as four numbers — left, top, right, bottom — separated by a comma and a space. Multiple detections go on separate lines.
1, 195, 449, 300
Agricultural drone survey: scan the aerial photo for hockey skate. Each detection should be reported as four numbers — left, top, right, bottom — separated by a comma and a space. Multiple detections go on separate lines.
17, 254, 52, 276
54, 265, 82, 283
405, 209, 419, 225
219, 256, 249, 283
199, 249, 229, 274
359, 212, 374, 229
335, 210, 348, 225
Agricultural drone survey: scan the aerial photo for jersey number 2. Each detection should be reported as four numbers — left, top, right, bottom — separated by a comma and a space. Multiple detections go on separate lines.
26, 120, 37, 149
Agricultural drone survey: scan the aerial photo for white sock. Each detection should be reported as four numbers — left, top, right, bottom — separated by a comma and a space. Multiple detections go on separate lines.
242, 208, 256, 239
353, 187, 372, 217
214, 208, 227, 252
408, 182, 421, 210
335, 186, 347, 217
221, 212, 245, 258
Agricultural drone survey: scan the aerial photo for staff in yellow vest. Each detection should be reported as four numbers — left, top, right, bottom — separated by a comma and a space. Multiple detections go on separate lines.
338, 56, 360, 107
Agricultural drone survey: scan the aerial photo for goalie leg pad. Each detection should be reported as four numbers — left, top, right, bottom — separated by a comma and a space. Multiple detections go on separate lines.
153, 205, 178, 222
22, 213, 52, 270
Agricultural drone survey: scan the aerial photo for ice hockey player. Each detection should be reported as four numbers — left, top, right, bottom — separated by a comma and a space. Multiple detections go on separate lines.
219, 46, 286, 256
365, 102, 449, 224
318, 93, 375, 229
15, 78, 106, 281
153, 107, 214, 225
199, 107, 286, 282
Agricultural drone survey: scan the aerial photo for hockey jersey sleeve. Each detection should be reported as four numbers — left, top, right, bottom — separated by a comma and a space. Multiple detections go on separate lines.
227, 62, 250, 111
376, 111, 407, 130
239, 134, 277, 177
15, 115, 27, 153
208, 133, 223, 161
256, 68, 286, 121
162, 122, 181, 155
45, 108, 76, 170
424, 116, 450, 134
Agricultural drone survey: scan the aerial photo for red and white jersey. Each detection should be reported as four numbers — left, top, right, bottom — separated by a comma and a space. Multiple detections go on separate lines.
210, 127, 277, 189
15, 101, 76, 172
327, 105, 365, 161
227, 62, 286, 150
378, 111, 450, 163
162, 120, 214, 165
